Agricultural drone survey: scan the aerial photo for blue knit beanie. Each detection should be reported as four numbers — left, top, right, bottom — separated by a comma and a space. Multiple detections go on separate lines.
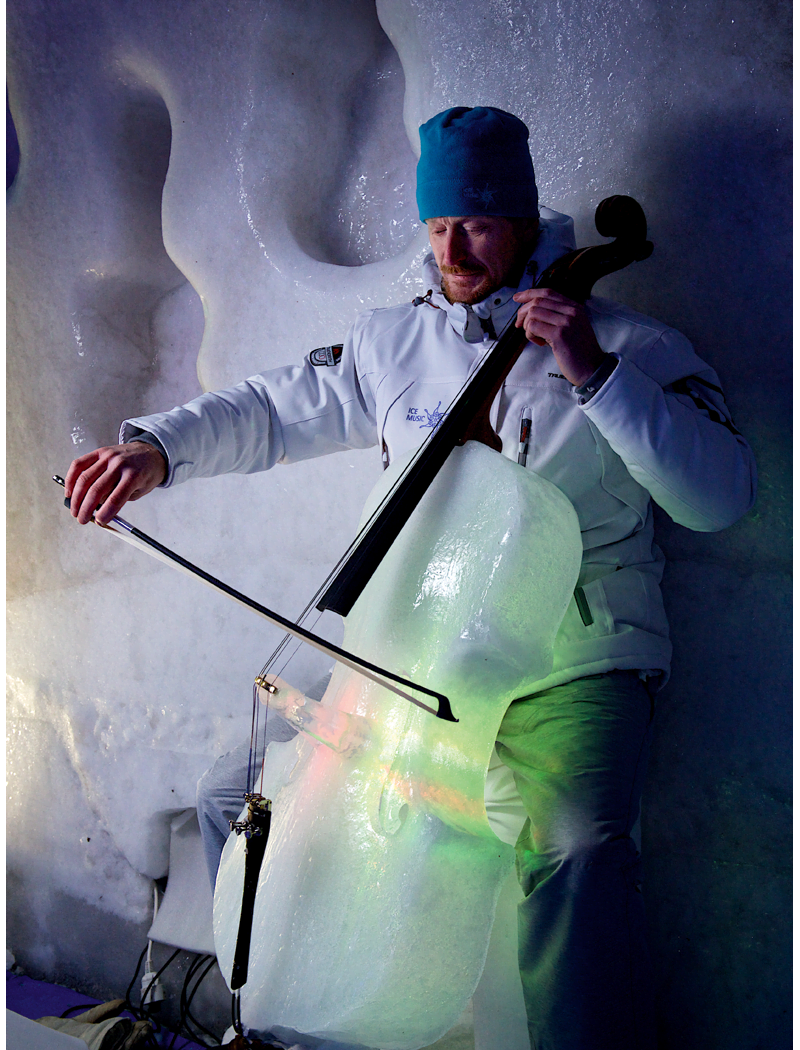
416, 106, 539, 221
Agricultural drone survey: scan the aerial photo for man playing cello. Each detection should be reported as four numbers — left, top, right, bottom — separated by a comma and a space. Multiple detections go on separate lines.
66, 106, 756, 1050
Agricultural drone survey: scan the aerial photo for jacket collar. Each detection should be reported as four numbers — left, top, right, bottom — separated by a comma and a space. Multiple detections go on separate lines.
420, 206, 577, 344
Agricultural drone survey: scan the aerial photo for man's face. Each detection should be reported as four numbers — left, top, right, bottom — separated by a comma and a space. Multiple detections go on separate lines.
426, 215, 536, 305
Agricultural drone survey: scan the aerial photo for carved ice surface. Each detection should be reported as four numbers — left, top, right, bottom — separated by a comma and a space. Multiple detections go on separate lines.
214, 443, 582, 1048
7, 1, 786, 1041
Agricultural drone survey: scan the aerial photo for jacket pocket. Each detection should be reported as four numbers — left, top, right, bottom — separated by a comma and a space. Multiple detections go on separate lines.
600, 566, 668, 639
377, 379, 413, 466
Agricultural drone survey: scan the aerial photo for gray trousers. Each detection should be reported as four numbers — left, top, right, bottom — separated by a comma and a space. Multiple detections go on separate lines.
197, 670, 657, 1050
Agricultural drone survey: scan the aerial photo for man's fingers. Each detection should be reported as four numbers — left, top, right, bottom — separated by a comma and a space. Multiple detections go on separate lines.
92, 474, 140, 526
64, 449, 104, 497
515, 295, 583, 347
516, 319, 555, 348
515, 305, 561, 341
78, 467, 144, 525
520, 319, 557, 346
522, 305, 576, 327
513, 287, 575, 307
65, 442, 166, 525
94, 469, 164, 524
69, 458, 117, 522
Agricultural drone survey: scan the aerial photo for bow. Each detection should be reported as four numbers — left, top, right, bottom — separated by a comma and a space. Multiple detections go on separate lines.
52, 475, 455, 722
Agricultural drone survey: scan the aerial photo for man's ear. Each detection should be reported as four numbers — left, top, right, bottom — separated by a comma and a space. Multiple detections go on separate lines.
509, 215, 537, 235
512, 217, 539, 257
522, 217, 539, 241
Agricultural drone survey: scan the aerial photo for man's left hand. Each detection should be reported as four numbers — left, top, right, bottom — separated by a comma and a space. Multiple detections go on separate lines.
513, 288, 607, 387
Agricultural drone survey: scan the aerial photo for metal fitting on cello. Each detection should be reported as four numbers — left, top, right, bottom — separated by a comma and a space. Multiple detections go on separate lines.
254, 676, 277, 693
230, 793, 272, 839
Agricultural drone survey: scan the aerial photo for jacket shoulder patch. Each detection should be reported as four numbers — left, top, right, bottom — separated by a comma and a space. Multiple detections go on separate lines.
309, 344, 343, 367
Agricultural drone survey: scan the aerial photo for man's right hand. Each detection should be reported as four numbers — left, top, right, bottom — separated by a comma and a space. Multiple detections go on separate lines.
64, 441, 168, 526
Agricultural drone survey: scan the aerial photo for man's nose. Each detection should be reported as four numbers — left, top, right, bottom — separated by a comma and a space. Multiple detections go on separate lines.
440, 229, 468, 267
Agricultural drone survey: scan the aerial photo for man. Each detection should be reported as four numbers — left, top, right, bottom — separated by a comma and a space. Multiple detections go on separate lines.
66, 106, 756, 1050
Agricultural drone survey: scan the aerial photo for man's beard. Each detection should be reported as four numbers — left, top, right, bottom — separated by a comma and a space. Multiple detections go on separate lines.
440, 268, 500, 306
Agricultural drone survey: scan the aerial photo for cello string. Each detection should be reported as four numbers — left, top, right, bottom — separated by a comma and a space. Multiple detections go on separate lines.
260, 613, 323, 684
249, 611, 322, 789
258, 708, 267, 796
244, 314, 517, 789
256, 597, 327, 681
264, 312, 516, 636
322, 307, 525, 589
257, 638, 290, 679
247, 684, 258, 794
248, 311, 519, 697
270, 615, 322, 680
255, 591, 331, 679
256, 685, 270, 797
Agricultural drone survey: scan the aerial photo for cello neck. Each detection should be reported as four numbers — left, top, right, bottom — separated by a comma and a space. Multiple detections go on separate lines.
316, 319, 529, 617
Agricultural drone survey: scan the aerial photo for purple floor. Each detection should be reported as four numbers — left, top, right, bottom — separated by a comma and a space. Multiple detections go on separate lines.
6, 972, 208, 1048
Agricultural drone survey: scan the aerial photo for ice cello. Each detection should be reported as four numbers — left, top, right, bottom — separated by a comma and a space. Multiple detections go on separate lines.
213, 441, 582, 1048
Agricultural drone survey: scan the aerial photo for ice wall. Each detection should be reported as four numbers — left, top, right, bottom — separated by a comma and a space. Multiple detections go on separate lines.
7, 1, 790, 1047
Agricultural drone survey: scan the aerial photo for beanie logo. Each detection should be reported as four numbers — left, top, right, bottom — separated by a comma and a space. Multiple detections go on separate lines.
309, 344, 343, 367
464, 184, 497, 207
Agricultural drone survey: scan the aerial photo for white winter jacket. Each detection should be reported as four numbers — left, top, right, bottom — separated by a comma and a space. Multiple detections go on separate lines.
123, 208, 756, 689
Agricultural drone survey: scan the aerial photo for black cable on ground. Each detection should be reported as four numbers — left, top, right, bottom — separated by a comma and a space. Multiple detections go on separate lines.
60, 1002, 105, 1018
136, 946, 182, 1044
123, 943, 163, 1048
184, 957, 220, 1044
122, 943, 184, 1048
125, 944, 150, 1008
142, 947, 183, 1010
172, 953, 208, 1046
54, 943, 158, 1049
166, 952, 221, 1049
184, 956, 217, 1019
60, 942, 225, 1049
185, 1001, 220, 1044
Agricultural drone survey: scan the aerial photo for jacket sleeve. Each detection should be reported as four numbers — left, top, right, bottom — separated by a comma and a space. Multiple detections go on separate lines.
580, 330, 757, 532
120, 319, 379, 487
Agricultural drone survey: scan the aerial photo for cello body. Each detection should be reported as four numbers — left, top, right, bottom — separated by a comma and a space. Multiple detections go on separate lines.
214, 441, 582, 1048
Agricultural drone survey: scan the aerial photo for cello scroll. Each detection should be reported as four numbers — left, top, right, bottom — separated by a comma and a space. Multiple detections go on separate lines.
536, 194, 653, 303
